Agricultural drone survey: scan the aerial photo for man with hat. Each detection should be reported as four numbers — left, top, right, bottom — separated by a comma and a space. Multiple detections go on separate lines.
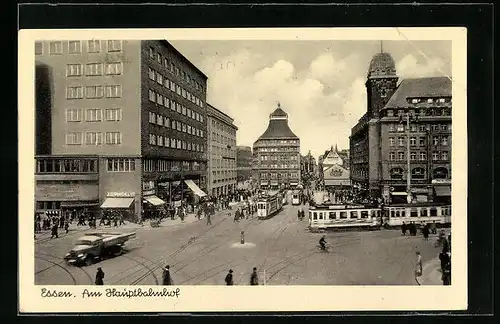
162, 265, 173, 285
225, 269, 234, 285
250, 267, 259, 285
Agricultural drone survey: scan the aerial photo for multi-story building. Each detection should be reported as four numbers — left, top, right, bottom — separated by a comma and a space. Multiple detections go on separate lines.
207, 103, 237, 197
35, 39, 209, 221
321, 145, 351, 190
252, 103, 301, 190
300, 151, 316, 188
349, 50, 452, 204
236, 146, 253, 183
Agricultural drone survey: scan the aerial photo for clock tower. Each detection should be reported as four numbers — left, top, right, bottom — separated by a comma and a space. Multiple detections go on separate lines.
365, 45, 399, 118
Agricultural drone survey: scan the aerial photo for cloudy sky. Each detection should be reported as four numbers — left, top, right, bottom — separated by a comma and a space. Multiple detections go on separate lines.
170, 40, 451, 159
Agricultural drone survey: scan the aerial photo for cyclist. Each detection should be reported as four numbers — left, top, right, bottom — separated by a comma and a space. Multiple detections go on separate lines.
319, 235, 327, 251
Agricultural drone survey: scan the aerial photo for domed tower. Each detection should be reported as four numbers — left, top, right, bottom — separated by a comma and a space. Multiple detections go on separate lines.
366, 43, 399, 117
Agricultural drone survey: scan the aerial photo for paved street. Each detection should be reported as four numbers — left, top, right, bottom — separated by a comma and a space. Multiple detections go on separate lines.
35, 202, 443, 286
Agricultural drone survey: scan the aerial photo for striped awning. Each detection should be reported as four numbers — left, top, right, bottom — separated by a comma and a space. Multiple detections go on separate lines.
101, 197, 135, 209
144, 195, 166, 206
184, 180, 207, 197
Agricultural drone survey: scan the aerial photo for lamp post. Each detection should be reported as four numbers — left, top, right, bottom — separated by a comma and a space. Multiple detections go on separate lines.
400, 109, 419, 204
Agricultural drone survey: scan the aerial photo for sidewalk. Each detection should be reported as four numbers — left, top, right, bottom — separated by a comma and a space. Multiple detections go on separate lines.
418, 258, 442, 285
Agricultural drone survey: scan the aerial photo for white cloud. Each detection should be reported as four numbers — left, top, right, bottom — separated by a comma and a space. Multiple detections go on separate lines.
196, 45, 449, 160
396, 54, 448, 79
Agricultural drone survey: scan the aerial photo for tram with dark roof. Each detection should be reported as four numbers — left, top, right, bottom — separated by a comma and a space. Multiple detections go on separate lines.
256, 191, 284, 219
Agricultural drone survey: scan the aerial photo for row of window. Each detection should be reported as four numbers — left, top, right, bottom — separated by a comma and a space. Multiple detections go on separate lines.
210, 131, 236, 147
407, 97, 451, 104
66, 108, 122, 122
142, 159, 206, 173
259, 155, 299, 161
258, 164, 300, 169
388, 151, 449, 161
148, 112, 204, 138
148, 89, 204, 123
148, 71, 205, 109
259, 139, 299, 145
107, 158, 136, 172
211, 119, 237, 136
255, 147, 300, 153
36, 158, 98, 173
65, 132, 121, 145
148, 46, 205, 93
35, 40, 122, 55
211, 159, 236, 169
385, 107, 451, 118
260, 172, 300, 179
388, 123, 450, 132
66, 84, 122, 99
389, 136, 449, 147
148, 134, 205, 153
311, 210, 379, 220
66, 62, 123, 77
213, 177, 237, 184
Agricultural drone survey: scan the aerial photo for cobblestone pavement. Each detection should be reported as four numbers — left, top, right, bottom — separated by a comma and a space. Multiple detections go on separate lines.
35, 203, 444, 286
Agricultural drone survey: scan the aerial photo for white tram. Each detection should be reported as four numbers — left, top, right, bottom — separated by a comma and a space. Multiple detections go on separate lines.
308, 204, 382, 232
291, 190, 301, 205
257, 191, 284, 219
382, 203, 451, 228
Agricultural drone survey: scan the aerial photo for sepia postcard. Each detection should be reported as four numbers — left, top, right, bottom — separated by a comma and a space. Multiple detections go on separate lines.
19, 27, 467, 313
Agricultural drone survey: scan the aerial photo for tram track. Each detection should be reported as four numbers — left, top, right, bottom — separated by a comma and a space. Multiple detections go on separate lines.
35, 251, 94, 284
35, 255, 78, 285
110, 254, 160, 285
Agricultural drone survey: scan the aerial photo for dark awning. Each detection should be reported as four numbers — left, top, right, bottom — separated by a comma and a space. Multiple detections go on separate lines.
434, 186, 451, 196
60, 201, 99, 208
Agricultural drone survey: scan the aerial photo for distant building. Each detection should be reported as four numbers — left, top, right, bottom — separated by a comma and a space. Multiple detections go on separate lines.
349, 49, 452, 204
237, 146, 253, 183
207, 103, 238, 197
321, 145, 351, 190
34, 40, 209, 221
252, 103, 301, 190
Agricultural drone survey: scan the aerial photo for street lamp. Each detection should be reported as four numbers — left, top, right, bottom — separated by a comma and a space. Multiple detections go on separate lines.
399, 108, 419, 204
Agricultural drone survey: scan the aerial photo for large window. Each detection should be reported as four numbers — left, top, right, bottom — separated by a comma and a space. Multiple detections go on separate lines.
105, 108, 122, 121
66, 64, 83, 76
411, 167, 426, 180
68, 41, 81, 54
107, 40, 122, 52
87, 40, 101, 53
65, 132, 82, 145
86, 63, 103, 76
105, 132, 121, 145
35, 42, 43, 55
106, 62, 123, 75
66, 109, 82, 122
85, 132, 103, 145
433, 167, 448, 179
107, 158, 135, 172
49, 41, 63, 55
66, 86, 84, 99
390, 168, 403, 180
105, 85, 122, 98
85, 85, 104, 99
85, 109, 102, 122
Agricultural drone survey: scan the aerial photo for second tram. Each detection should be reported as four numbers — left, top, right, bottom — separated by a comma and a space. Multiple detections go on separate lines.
291, 190, 301, 205
257, 191, 284, 219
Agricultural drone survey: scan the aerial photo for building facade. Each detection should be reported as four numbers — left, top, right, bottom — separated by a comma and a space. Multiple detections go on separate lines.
236, 146, 253, 183
252, 104, 301, 190
300, 151, 316, 188
349, 50, 452, 204
321, 145, 351, 189
35, 40, 209, 221
207, 103, 238, 197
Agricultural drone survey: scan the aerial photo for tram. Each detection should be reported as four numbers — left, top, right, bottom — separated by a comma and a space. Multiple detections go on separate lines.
291, 190, 301, 205
257, 191, 284, 219
308, 204, 382, 232
308, 202, 452, 232
382, 203, 451, 228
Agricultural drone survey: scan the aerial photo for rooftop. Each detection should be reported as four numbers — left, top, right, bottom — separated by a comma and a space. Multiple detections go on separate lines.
384, 77, 452, 109
257, 103, 298, 140
367, 52, 397, 79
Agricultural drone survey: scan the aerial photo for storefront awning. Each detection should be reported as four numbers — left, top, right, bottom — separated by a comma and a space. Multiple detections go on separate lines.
184, 180, 207, 197
391, 192, 408, 196
325, 179, 351, 186
434, 186, 451, 197
260, 181, 268, 185
144, 195, 166, 206
100, 197, 135, 209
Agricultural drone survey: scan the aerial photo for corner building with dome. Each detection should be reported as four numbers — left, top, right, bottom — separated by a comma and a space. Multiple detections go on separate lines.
252, 104, 301, 190
349, 50, 452, 204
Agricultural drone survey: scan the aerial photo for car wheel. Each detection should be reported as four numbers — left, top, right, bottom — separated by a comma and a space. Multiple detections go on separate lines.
84, 256, 93, 266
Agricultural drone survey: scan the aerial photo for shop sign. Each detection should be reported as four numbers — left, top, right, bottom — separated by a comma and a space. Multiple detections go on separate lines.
143, 189, 156, 196
432, 179, 451, 184
107, 192, 135, 198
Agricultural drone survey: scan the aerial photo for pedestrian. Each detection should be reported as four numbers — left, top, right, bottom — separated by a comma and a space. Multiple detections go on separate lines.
95, 267, 105, 285
234, 209, 240, 223
206, 213, 212, 226
401, 222, 407, 236
430, 221, 437, 234
442, 261, 451, 285
119, 214, 125, 225
250, 267, 259, 285
415, 251, 423, 278
64, 221, 69, 234
162, 265, 173, 285
225, 269, 234, 285
439, 250, 450, 273
50, 223, 59, 239
422, 224, 430, 240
